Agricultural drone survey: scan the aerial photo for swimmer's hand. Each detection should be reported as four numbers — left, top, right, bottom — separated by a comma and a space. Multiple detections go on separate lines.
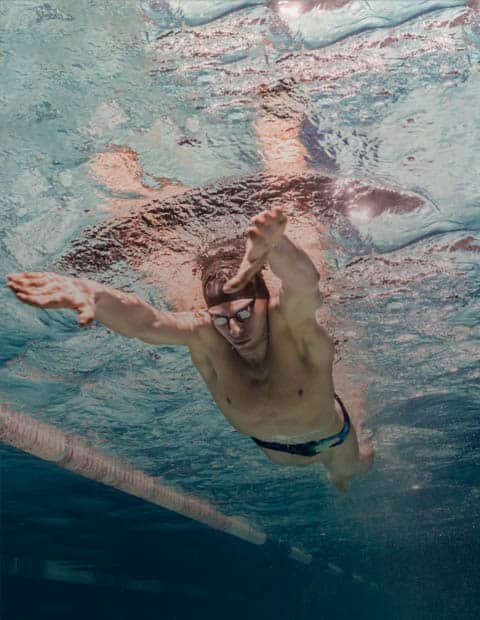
224, 207, 287, 293
7, 272, 96, 327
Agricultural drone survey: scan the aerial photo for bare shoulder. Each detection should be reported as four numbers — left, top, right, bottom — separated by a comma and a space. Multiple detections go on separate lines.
272, 287, 323, 331
187, 310, 215, 344
188, 318, 232, 383
269, 296, 334, 363
187, 311, 222, 362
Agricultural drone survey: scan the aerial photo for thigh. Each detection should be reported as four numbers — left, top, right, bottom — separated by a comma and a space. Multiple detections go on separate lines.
325, 425, 363, 480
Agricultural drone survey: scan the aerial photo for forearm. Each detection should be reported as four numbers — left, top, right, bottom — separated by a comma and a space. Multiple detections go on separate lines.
88, 280, 160, 338
224, 207, 320, 295
267, 235, 320, 292
89, 280, 201, 345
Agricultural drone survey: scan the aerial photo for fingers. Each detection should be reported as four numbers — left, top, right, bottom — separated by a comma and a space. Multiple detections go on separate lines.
250, 206, 286, 228
8, 272, 55, 285
246, 226, 262, 239
7, 272, 95, 327
8, 279, 58, 297
11, 287, 95, 325
8, 273, 73, 307
7, 272, 58, 295
222, 280, 239, 294
78, 304, 95, 327
12, 290, 67, 309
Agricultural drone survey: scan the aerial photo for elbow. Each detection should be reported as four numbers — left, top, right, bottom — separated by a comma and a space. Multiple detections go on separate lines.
297, 265, 321, 293
284, 274, 322, 298
115, 326, 138, 339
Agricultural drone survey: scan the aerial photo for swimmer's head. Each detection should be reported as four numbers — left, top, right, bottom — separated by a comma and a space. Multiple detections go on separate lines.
201, 268, 269, 308
198, 238, 269, 351
202, 270, 269, 352
198, 236, 269, 308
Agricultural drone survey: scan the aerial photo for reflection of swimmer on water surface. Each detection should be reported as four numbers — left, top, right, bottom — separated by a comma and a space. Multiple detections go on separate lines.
64, 78, 426, 311
7, 80, 431, 490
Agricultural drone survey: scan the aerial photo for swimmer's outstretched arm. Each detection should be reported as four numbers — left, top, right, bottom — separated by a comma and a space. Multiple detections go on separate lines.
7, 273, 204, 346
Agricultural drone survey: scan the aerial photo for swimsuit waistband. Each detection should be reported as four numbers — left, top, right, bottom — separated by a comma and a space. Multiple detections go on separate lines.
251, 394, 351, 458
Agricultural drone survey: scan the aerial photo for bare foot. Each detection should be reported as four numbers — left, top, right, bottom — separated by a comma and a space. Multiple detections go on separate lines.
330, 478, 349, 493
89, 146, 157, 198
359, 442, 375, 474
88, 145, 186, 216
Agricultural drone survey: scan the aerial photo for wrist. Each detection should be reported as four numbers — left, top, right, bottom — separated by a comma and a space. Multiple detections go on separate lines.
79, 278, 103, 302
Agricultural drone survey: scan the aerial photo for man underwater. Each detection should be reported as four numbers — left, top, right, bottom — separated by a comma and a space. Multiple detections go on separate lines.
8, 206, 373, 491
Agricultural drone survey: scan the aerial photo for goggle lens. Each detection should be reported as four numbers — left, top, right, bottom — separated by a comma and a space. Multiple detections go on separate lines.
212, 302, 254, 327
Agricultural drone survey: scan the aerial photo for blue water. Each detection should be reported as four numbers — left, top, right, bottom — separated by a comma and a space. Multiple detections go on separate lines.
1, 1, 479, 618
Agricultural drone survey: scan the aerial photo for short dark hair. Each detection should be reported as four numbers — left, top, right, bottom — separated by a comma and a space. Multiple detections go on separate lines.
197, 236, 269, 307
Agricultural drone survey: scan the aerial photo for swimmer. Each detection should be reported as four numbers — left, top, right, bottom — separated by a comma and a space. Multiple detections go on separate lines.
8, 206, 373, 491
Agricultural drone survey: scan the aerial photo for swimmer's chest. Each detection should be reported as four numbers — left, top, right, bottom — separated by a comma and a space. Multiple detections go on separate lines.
199, 333, 330, 435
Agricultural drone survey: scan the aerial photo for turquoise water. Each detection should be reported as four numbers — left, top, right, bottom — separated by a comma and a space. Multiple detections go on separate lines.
1, 1, 479, 618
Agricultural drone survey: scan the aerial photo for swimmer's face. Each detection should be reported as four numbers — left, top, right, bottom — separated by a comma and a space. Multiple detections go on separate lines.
207, 297, 268, 351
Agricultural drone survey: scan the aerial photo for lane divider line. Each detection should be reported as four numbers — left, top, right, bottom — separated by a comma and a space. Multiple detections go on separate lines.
0, 405, 312, 564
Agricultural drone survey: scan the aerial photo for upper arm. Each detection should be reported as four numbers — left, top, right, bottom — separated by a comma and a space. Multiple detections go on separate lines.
137, 310, 209, 347
269, 234, 323, 325
277, 287, 334, 364
278, 282, 323, 330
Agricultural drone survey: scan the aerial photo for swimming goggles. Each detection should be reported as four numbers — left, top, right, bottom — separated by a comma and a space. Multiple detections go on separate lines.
210, 301, 254, 327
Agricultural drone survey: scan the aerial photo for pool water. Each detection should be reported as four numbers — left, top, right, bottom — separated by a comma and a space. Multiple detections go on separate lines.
1, 1, 479, 618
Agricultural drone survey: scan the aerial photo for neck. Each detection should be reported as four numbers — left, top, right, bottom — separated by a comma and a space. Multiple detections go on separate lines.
234, 320, 269, 368
235, 339, 268, 367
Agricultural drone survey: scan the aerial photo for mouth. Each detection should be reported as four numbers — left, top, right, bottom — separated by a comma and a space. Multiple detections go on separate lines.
232, 339, 250, 347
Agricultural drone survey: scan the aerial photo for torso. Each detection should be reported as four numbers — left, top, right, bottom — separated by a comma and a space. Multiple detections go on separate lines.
189, 302, 340, 447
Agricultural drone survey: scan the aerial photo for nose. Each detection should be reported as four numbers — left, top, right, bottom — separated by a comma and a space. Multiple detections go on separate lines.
228, 318, 243, 339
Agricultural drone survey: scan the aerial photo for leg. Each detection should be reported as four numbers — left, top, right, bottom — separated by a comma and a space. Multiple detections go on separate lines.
254, 80, 309, 176
325, 425, 374, 492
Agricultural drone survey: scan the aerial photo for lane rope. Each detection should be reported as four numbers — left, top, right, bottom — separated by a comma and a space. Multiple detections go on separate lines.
0, 405, 311, 564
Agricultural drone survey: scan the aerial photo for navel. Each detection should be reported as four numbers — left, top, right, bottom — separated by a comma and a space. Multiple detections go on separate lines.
227, 397, 232, 405
298, 389, 304, 397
